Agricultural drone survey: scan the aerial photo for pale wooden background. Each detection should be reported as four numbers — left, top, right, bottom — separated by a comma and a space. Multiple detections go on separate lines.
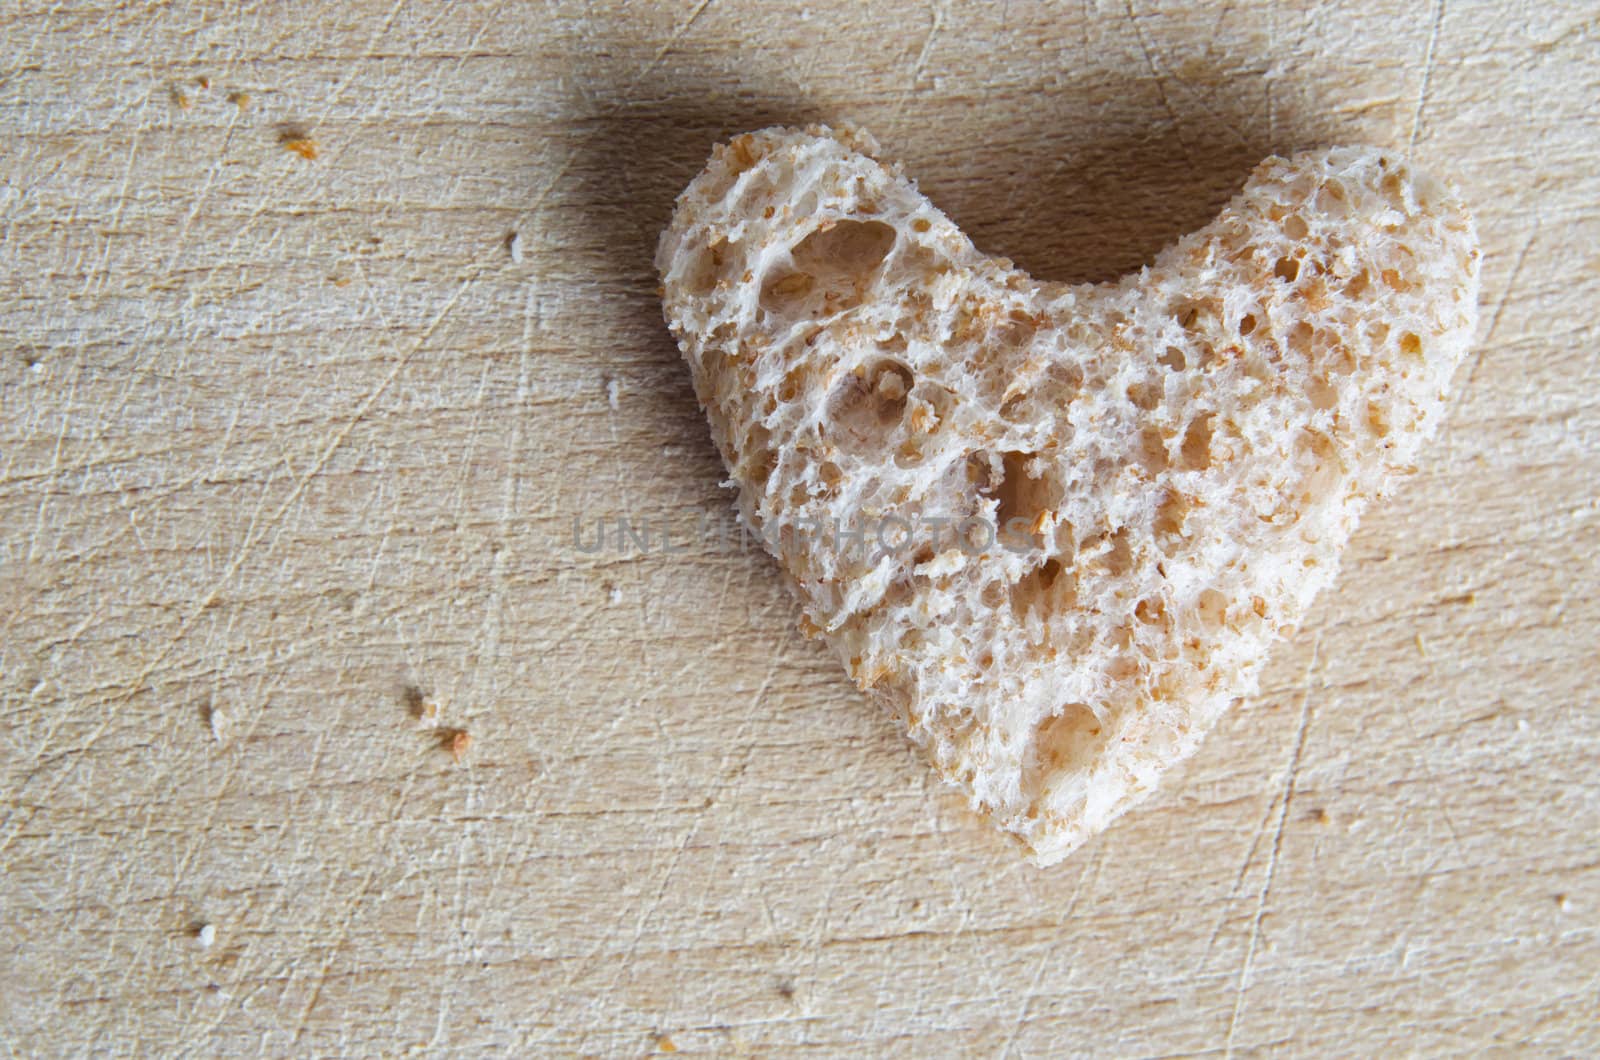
2, 1, 1596, 1055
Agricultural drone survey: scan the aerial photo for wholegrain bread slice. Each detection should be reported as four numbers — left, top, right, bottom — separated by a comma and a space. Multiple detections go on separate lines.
656, 125, 1479, 865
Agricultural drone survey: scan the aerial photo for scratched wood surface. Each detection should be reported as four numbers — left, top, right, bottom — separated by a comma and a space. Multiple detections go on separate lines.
2, 1, 1597, 1055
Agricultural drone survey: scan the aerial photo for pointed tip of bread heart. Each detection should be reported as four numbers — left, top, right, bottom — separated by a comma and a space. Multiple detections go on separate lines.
658, 126, 1479, 865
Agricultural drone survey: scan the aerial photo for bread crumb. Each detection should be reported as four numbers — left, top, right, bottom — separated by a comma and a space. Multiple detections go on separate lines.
170, 85, 192, 110
279, 128, 318, 160
609, 585, 623, 604
207, 705, 227, 743
440, 728, 471, 763
655, 1034, 678, 1053
605, 376, 621, 410
227, 90, 251, 109
1414, 633, 1429, 657
196, 923, 215, 948
196, 75, 211, 90
506, 231, 524, 263
403, 684, 439, 727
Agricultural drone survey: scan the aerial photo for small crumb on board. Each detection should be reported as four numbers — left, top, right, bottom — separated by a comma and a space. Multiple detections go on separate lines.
439, 727, 471, 763
196, 923, 216, 948
506, 230, 523, 263
403, 684, 438, 726
206, 704, 227, 743
278, 126, 318, 160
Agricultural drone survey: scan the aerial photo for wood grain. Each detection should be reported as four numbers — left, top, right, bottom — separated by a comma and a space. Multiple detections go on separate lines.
2, 1, 1596, 1054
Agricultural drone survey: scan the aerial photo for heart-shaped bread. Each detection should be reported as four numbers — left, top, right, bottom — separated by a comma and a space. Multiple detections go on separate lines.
656, 125, 1479, 864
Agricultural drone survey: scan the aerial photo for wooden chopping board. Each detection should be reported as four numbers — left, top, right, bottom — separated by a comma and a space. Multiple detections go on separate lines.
2, 1, 1596, 1054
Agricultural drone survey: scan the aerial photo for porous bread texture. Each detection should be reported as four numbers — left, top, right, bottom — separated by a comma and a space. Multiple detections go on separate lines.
656, 125, 1479, 865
